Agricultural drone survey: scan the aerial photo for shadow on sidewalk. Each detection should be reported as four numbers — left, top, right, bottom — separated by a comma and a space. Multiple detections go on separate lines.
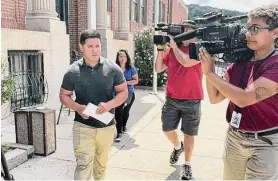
110, 90, 159, 151
126, 90, 158, 129
113, 133, 139, 150
165, 165, 197, 180
165, 165, 181, 180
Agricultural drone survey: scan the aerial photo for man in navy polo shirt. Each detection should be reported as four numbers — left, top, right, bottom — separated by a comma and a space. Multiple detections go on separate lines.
59, 29, 128, 180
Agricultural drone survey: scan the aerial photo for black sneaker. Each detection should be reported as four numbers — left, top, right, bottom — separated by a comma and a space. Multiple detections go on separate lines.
170, 142, 184, 164
123, 126, 127, 133
115, 133, 122, 142
180, 164, 192, 180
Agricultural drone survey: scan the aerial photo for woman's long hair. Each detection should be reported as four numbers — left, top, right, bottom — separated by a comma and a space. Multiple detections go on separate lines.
116, 49, 132, 70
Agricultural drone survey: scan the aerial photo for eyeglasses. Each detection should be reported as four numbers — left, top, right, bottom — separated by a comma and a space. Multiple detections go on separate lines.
246, 25, 273, 35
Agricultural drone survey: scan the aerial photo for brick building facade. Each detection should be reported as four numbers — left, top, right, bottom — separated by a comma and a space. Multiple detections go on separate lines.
68, 0, 188, 60
1, 0, 69, 120
1, 0, 187, 124
1, 0, 27, 29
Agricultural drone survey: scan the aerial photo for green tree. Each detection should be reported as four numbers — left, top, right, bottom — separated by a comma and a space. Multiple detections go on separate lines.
187, 4, 247, 23
134, 27, 167, 87
1, 60, 14, 105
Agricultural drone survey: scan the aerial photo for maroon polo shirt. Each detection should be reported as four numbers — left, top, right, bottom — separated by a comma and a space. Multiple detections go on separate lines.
225, 54, 278, 131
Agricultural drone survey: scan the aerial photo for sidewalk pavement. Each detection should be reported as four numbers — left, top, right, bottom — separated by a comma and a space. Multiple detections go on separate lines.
1, 85, 229, 180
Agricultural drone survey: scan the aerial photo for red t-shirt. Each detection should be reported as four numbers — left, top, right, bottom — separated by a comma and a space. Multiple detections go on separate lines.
163, 46, 203, 100
225, 54, 278, 131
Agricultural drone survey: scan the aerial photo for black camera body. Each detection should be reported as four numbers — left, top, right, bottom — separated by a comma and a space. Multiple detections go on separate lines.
153, 23, 186, 45
186, 23, 254, 63
156, 11, 254, 63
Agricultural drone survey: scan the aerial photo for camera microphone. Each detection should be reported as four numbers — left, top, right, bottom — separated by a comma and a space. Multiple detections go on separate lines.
173, 30, 199, 42
222, 15, 248, 23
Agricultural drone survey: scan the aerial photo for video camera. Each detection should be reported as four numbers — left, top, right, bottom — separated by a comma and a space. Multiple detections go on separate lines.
153, 23, 193, 45
155, 11, 254, 63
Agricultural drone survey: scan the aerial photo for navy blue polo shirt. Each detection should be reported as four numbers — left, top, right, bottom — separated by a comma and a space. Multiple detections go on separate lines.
61, 57, 125, 128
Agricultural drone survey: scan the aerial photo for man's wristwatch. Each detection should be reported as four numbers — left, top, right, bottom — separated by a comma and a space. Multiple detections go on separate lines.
157, 48, 164, 51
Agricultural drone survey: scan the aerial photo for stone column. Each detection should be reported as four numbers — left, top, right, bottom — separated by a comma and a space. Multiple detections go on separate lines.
26, 0, 33, 16
88, 0, 97, 30
117, 0, 129, 32
26, 0, 66, 33
115, 0, 131, 40
96, 0, 108, 29
30, 0, 58, 19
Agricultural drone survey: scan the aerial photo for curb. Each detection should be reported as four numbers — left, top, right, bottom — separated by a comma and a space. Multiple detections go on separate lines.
2, 142, 35, 170
4, 148, 28, 171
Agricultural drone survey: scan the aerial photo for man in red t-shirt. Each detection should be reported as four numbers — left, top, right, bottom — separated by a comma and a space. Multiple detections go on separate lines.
155, 26, 203, 180
199, 5, 278, 180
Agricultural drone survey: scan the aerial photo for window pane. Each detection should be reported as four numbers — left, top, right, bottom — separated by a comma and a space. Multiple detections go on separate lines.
130, 0, 132, 21
8, 51, 46, 111
143, 0, 147, 25
141, 7, 144, 24
133, 1, 139, 22
56, 0, 60, 18
107, 0, 112, 12
159, 1, 162, 22
162, 4, 165, 22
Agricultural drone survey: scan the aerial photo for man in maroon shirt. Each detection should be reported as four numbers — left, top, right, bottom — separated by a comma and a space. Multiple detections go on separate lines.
155, 25, 203, 180
200, 5, 278, 180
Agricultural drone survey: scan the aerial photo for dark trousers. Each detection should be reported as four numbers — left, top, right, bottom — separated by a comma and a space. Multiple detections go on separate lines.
115, 93, 135, 134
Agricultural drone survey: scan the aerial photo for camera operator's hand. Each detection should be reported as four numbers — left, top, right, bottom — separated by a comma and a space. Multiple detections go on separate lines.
168, 35, 177, 49
156, 44, 164, 49
199, 47, 214, 75
169, 39, 178, 49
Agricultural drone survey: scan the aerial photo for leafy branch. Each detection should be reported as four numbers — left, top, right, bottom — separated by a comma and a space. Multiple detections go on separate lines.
1, 59, 14, 105
134, 27, 167, 87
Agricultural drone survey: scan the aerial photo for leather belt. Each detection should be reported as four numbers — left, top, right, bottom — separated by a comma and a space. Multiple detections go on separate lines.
229, 126, 278, 145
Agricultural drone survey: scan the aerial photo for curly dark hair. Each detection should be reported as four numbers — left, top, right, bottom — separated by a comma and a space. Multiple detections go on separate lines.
248, 4, 278, 29
116, 49, 132, 70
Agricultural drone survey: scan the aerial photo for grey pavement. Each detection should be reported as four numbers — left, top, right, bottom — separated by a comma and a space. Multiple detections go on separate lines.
1, 83, 229, 180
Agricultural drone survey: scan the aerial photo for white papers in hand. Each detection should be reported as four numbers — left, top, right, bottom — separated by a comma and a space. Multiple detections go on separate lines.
82, 103, 114, 125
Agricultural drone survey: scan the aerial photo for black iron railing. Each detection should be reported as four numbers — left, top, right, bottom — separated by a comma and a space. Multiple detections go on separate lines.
8, 51, 48, 112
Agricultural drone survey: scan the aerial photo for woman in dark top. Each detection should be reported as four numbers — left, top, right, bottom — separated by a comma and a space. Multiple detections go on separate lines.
200, 5, 278, 180
115, 50, 138, 142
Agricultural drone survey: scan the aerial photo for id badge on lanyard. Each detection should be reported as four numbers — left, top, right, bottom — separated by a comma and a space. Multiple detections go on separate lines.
230, 62, 248, 128
230, 111, 242, 128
